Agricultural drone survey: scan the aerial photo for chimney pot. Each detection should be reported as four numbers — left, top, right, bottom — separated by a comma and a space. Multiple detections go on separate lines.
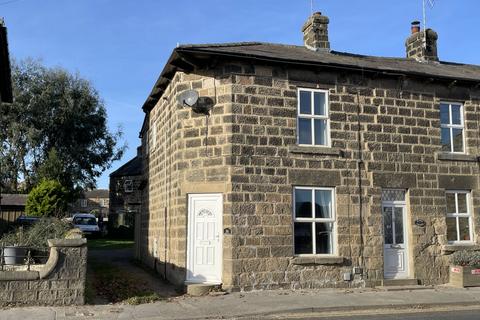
411, 21, 421, 34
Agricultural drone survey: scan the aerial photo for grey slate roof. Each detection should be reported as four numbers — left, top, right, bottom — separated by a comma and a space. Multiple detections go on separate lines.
142, 42, 480, 112
0, 20, 12, 103
0, 194, 27, 207
110, 156, 142, 177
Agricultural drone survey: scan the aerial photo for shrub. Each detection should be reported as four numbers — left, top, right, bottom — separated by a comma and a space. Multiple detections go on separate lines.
450, 250, 480, 267
0, 218, 73, 248
25, 179, 69, 218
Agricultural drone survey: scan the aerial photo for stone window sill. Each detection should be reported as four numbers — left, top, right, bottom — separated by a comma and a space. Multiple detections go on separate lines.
436, 153, 479, 162
292, 256, 344, 265
288, 145, 342, 156
441, 244, 480, 255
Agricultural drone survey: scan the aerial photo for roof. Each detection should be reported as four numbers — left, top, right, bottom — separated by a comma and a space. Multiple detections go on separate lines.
0, 20, 13, 103
83, 189, 109, 199
0, 194, 27, 207
142, 42, 480, 112
110, 155, 142, 177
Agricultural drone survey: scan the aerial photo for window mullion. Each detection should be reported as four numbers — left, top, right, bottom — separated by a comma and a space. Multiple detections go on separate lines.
312, 221, 316, 254
311, 118, 315, 145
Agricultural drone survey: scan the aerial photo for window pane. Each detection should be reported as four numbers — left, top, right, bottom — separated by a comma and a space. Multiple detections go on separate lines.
315, 190, 332, 218
314, 119, 327, 145
298, 118, 312, 145
299, 91, 312, 114
451, 104, 462, 125
315, 223, 333, 254
440, 103, 450, 125
295, 189, 312, 218
446, 193, 456, 214
441, 128, 451, 152
446, 217, 457, 242
294, 222, 313, 254
457, 193, 468, 214
452, 128, 463, 152
383, 207, 393, 245
459, 217, 471, 241
382, 189, 406, 202
313, 92, 326, 115
394, 207, 404, 244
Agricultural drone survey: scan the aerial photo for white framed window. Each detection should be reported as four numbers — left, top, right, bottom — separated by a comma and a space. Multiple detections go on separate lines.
445, 190, 473, 244
440, 102, 465, 153
297, 88, 330, 147
124, 180, 133, 193
293, 187, 336, 255
80, 199, 87, 208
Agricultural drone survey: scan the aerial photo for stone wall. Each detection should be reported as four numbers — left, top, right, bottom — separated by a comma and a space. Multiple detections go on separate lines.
0, 238, 87, 306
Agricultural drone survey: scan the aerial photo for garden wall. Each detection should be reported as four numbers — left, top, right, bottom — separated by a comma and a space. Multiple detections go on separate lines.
0, 238, 87, 306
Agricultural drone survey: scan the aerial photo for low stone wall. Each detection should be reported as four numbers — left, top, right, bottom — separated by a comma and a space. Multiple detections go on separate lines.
0, 238, 87, 306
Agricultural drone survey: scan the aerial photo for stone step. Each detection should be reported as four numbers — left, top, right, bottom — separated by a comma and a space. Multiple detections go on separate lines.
381, 278, 419, 286
185, 283, 222, 296
378, 285, 434, 292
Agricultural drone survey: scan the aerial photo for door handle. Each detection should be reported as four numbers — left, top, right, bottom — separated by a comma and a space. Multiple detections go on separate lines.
390, 244, 401, 249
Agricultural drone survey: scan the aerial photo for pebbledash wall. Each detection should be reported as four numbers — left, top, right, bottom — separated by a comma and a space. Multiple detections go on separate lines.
0, 238, 87, 306
139, 17, 480, 291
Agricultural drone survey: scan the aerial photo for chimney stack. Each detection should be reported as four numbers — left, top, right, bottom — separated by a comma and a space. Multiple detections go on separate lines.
302, 12, 330, 52
405, 21, 438, 61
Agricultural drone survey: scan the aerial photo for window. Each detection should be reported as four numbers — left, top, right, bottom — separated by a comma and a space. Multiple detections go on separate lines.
445, 190, 473, 243
297, 89, 329, 146
293, 187, 335, 255
80, 199, 87, 208
124, 180, 133, 193
440, 102, 464, 153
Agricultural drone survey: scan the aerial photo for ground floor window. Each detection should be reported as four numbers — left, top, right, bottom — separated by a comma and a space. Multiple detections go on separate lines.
445, 190, 473, 243
293, 187, 335, 255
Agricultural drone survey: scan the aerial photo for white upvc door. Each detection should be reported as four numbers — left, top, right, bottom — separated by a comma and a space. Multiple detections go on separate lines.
383, 202, 409, 279
187, 193, 223, 284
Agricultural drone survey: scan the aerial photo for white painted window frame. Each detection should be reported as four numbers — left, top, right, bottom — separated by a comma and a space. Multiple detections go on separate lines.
440, 102, 465, 154
293, 186, 336, 256
296, 88, 331, 147
446, 190, 474, 244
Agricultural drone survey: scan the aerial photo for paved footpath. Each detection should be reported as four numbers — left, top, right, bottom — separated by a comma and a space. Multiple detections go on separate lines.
1, 286, 480, 320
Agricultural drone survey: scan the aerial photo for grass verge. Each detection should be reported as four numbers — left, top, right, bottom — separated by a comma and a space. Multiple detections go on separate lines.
87, 238, 134, 250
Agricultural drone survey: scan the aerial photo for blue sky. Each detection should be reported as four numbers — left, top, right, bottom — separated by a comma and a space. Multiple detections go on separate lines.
2, 0, 479, 188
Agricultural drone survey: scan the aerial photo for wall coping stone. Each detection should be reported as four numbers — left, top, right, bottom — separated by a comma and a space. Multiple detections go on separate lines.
288, 145, 342, 156
0, 271, 39, 281
39, 247, 59, 279
442, 244, 480, 255
48, 238, 87, 248
437, 153, 479, 162
292, 256, 344, 265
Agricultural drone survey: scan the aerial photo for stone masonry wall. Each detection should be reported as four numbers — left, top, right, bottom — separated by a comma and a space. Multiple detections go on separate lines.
223, 61, 480, 290
0, 238, 87, 306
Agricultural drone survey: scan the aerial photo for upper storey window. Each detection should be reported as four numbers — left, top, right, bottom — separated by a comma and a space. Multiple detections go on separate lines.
297, 89, 330, 147
440, 102, 464, 153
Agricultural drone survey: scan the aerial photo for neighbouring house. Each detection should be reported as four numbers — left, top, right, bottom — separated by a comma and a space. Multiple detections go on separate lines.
70, 189, 109, 217
0, 194, 27, 234
0, 18, 12, 104
137, 12, 480, 291
109, 147, 143, 239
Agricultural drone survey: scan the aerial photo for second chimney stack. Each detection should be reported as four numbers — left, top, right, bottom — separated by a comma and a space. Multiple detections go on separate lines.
405, 21, 438, 61
302, 12, 330, 52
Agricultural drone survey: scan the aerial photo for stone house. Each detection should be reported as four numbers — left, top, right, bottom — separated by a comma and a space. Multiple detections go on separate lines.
69, 189, 109, 217
138, 12, 480, 291
109, 148, 143, 232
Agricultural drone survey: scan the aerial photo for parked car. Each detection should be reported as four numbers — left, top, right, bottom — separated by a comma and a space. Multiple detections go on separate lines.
72, 213, 100, 237
15, 215, 40, 228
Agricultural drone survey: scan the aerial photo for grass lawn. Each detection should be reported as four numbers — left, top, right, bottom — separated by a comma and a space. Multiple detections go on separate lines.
87, 238, 134, 250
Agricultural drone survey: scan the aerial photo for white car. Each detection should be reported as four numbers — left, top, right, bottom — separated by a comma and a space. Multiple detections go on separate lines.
72, 213, 100, 237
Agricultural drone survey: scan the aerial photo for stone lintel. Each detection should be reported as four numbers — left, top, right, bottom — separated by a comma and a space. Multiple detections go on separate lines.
292, 256, 344, 265
372, 172, 417, 189
289, 169, 341, 187
437, 153, 479, 162
288, 145, 342, 156
438, 175, 478, 190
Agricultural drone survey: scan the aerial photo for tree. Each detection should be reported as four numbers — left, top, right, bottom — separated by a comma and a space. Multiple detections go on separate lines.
0, 59, 124, 194
25, 179, 69, 217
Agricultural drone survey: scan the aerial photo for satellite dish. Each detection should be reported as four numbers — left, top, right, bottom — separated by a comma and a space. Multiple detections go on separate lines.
177, 90, 199, 108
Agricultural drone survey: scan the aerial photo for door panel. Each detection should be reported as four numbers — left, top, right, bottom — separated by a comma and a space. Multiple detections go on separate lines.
187, 194, 223, 284
383, 204, 409, 279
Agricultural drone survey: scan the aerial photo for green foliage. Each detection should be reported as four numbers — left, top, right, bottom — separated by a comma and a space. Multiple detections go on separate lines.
25, 179, 69, 217
0, 218, 72, 247
450, 250, 480, 267
0, 58, 124, 194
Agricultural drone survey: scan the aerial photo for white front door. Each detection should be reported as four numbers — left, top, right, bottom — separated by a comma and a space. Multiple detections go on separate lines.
187, 193, 223, 284
383, 203, 409, 279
